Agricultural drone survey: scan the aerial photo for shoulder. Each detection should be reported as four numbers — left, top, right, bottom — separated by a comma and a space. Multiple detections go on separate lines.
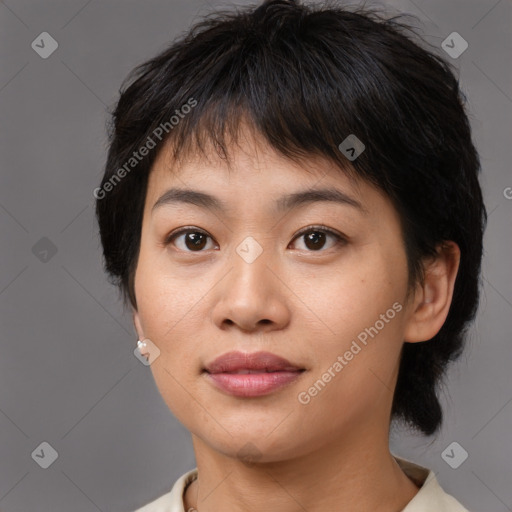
133, 468, 198, 512
395, 456, 471, 512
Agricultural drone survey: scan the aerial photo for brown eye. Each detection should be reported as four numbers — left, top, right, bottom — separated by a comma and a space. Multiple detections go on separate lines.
290, 226, 345, 252
165, 225, 345, 254
304, 231, 327, 250
166, 228, 216, 252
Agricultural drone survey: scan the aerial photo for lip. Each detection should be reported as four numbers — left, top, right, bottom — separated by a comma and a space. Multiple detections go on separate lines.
204, 350, 303, 373
203, 351, 305, 397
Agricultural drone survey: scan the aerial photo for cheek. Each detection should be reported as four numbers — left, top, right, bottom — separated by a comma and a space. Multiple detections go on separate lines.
296, 281, 405, 431
135, 259, 205, 423
296, 251, 405, 339
296, 248, 407, 397
135, 240, 198, 331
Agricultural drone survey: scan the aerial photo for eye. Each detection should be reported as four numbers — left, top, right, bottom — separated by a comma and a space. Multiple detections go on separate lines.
289, 225, 346, 252
165, 225, 346, 253
165, 227, 217, 252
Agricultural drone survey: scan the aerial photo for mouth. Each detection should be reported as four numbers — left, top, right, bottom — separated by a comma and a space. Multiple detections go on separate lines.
204, 369, 305, 397
203, 351, 306, 397
213, 368, 302, 374
203, 350, 304, 374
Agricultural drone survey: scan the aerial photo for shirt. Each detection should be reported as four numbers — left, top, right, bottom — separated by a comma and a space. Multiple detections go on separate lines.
133, 456, 470, 512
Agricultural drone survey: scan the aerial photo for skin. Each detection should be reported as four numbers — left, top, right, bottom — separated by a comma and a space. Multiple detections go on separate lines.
132, 126, 460, 512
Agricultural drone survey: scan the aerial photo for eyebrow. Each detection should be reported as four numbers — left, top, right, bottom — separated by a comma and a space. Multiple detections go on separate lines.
151, 187, 367, 215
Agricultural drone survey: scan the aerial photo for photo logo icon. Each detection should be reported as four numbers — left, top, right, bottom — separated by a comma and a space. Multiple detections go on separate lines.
237, 442, 263, 467
31, 441, 58, 469
338, 134, 365, 161
32, 237, 58, 263
134, 338, 160, 365
441, 32, 468, 59
236, 236, 263, 264
31, 32, 59, 59
441, 441, 468, 469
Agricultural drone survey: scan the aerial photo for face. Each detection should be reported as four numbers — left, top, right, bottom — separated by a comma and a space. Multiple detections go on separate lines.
133, 130, 416, 462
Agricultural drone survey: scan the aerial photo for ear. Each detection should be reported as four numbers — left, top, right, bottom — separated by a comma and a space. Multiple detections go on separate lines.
132, 309, 145, 340
403, 241, 460, 343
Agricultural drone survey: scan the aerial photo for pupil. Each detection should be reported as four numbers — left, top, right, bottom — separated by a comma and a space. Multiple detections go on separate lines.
186, 232, 206, 250
305, 231, 325, 250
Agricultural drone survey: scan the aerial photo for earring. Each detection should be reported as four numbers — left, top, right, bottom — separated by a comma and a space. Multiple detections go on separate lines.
135, 338, 160, 364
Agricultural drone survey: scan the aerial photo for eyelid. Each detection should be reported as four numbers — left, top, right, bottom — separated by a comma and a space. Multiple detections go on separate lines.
164, 226, 216, 246
291, 224, 346, 242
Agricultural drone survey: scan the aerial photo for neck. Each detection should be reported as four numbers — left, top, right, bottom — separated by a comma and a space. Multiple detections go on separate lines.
184, 427, 419, 512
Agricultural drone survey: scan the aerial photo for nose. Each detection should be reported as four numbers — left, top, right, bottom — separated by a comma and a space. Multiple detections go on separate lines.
211, 245, 291, 333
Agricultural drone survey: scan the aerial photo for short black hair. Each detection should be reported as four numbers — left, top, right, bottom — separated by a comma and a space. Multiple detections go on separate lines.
95, 0, 487, 436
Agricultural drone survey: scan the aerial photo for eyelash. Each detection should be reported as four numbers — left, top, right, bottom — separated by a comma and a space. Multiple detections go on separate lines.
164, 225, 347, 253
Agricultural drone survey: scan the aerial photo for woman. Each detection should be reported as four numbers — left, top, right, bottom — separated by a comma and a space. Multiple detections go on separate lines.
95, 1, 486, 510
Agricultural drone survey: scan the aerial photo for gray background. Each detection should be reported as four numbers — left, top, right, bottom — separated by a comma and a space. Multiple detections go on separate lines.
0, 0, 510, 511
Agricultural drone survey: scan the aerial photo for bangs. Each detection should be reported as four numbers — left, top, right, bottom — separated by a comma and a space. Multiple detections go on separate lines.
114, 3, 426, 190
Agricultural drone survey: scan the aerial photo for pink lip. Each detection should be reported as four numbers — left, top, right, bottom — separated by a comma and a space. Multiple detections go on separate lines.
206, 371, 304, 397
203, 351, 305, 397
204, 350, 303, 373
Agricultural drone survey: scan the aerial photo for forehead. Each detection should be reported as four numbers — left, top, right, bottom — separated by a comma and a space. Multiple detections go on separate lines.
146, 129, 369, 209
